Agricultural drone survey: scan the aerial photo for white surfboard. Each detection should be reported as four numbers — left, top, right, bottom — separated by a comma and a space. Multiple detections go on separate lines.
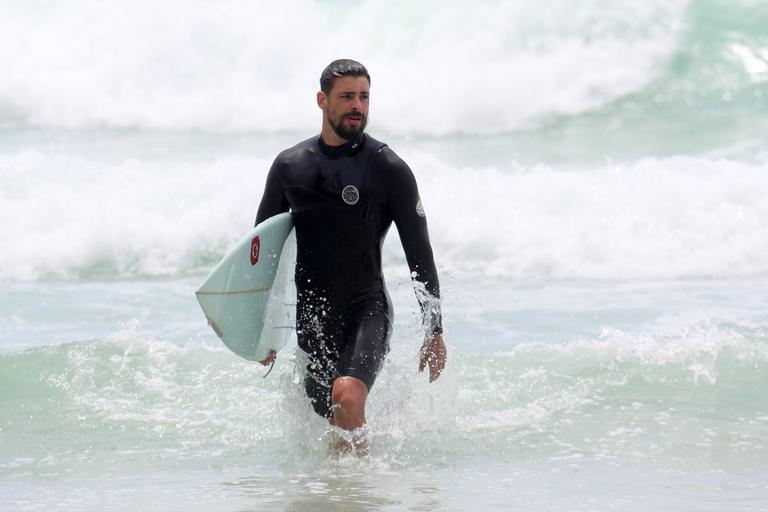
195, 213, 296, 361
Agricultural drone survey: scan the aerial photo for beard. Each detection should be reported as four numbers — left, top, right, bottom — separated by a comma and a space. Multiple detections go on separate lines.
329, 112, 367, 141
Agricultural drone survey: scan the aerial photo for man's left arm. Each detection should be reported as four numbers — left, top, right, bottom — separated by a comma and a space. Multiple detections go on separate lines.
379, 148, 446, 382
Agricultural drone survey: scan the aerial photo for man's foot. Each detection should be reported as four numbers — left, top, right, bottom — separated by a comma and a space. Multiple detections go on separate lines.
332, 427, 370, 456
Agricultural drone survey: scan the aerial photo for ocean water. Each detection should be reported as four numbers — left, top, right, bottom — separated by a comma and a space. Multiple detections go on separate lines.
2, 1, 768, 510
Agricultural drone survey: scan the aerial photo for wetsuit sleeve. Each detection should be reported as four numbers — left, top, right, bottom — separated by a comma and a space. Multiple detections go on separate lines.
378, 147, 443, 337
255, 157, 289, 226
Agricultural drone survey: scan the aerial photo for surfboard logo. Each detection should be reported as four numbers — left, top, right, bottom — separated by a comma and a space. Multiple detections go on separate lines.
342, 185, 359, 205
250, 236, 260, 265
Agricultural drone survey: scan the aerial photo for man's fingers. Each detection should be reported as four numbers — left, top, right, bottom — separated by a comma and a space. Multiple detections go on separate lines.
428, 339, 447, 382
429, 356, 443, 382
428, 352, 446, 382
259, 348, 277, 366
419, 335, 447, 381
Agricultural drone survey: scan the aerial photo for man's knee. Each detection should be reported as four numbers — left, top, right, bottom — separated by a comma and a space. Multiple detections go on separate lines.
331, 376, 368, 411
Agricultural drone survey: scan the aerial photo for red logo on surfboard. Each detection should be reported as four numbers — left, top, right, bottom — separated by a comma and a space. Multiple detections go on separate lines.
250, 236, 260, 265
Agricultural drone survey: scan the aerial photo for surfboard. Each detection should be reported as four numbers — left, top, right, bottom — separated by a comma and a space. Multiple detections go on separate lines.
195, 213, 296, 362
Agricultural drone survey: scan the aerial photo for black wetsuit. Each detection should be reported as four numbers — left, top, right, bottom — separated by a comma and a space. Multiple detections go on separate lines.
255, 133, 442, 418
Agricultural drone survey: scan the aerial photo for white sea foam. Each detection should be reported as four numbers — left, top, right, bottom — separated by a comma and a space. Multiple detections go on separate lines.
2, 149, 767, 281
0, 151, 267, 281
411, 151, 768, 280
0, 0, 688, 134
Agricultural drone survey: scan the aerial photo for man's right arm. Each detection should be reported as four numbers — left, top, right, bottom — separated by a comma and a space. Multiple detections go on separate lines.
255, 158, 288, 367
255, 158, 289, 226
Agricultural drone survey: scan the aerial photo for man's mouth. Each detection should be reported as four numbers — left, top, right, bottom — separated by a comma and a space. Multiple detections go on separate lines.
345, 114, 363, 124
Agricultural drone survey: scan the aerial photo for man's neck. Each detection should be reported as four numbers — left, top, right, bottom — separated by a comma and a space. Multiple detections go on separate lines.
320, 133, 349, 148
320, 126, 348, 147
318, 133, 364, 158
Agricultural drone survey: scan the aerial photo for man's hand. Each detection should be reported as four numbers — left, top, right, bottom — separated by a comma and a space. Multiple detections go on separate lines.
418, 334, 446, 382
259, 349, 277, 366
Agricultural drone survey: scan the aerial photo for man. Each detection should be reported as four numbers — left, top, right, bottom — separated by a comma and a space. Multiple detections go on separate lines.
255, 59, 446, 444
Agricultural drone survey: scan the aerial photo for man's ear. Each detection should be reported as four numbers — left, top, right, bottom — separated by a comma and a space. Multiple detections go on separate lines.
317, 90, 327, 109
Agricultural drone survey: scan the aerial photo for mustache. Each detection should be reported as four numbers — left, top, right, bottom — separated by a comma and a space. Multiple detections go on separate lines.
344, 112, 365, 119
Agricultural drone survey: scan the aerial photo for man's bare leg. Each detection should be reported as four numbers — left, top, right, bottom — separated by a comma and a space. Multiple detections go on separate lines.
330, 376, 369, 454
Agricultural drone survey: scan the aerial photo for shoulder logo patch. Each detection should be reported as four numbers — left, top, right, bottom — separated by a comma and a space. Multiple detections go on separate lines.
416, 199, 426, 217
342, 185, 360, 205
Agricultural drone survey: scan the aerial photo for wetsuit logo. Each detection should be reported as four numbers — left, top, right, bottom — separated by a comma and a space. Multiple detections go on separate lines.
416, 199, 425, 217
342, 185, 360, 205
250, 236, 260, 265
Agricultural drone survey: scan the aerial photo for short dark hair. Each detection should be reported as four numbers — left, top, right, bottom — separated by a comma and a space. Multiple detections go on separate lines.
320, 59, 370, 94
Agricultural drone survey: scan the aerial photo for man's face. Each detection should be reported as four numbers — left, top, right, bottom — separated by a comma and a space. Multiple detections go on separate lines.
319, 76, 370, 141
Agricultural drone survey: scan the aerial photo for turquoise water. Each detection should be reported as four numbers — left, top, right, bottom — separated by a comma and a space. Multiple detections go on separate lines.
2, 279, 768, 510
2, 0, 768, 510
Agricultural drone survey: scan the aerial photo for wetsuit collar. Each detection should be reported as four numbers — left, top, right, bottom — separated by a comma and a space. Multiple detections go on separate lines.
318, 133, 365, 158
